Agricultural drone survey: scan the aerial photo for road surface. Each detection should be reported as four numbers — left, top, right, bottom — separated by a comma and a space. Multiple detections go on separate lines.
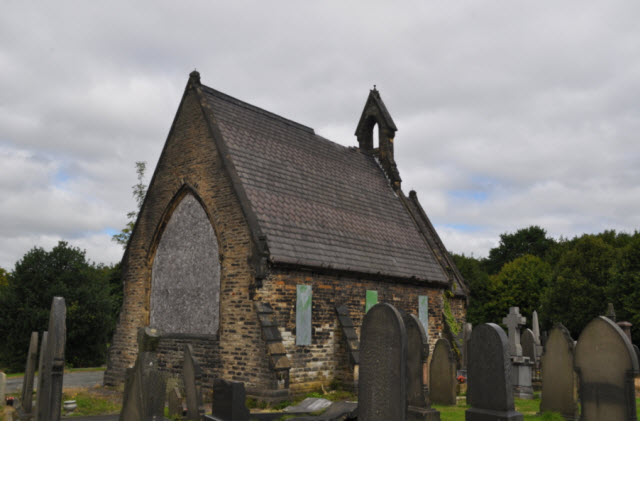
5, 370, 104, 393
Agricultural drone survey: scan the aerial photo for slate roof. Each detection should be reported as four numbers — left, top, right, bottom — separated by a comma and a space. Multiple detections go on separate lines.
199, 82, 450, 285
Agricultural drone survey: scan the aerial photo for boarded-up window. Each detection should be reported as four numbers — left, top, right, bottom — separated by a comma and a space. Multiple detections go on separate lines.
296, 285, 312, 345
365, 290, 378, 313
418, 295, 429, 335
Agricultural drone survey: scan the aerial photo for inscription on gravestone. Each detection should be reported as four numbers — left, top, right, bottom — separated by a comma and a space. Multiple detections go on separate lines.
358, 303, 407, 421
574, 316, 639, 421
465, 323, 522, 421
429, 338, 457, 406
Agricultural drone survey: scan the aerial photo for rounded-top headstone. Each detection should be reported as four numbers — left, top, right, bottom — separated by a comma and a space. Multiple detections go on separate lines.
540, 323, 577, 419
429, 338, 457, 405
574, 316, 639, 420
358, 303, 407, 421
467, 323, 514, 412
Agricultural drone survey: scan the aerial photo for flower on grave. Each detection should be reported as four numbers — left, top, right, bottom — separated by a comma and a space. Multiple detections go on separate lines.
456, 375, 466, 384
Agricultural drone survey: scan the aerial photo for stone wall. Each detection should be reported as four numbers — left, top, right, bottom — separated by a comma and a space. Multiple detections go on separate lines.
254, 268, 466, 394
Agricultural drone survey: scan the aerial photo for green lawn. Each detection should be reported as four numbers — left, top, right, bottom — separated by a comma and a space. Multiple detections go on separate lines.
433, 393, 565, 421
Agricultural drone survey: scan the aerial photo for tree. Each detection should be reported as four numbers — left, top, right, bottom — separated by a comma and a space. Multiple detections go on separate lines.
540, 235, 616, 338
451, 253, 490, 325
0, 242, 117, 371
609, 233, 640, 344
484, 254, 552, 326
485, 226, 556, 274
0, 267, 8, 287
112, 161, 147, 247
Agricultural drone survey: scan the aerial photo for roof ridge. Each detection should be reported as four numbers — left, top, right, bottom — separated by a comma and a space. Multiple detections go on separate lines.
201, 83, 315, 135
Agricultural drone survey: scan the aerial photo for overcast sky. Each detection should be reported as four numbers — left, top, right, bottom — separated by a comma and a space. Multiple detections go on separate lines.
1, 1, 640, 271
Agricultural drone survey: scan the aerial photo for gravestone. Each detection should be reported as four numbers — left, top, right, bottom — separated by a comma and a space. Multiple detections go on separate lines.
168, 386, 184, 418
34, 331, 48, 419
521, 329, 537, 364
402, 312, 439, 420
36, 297, 66, 421
21, 332, 39, 416
429, 338, 457, 406
540, 324, 578, 420
211, 379, 250, 421
465, 323, 523, 421
0, 372, 5, 406
574, 316, 639, 420
532, 311, 544, 360
502, 307, 534, 399
120, 327, 167, 421
183, 344, 204, 420
358, 303, 407, 420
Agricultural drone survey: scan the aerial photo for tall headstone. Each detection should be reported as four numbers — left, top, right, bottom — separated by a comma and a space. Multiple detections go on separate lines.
120, 327, 167, 421
574, 316, 639, 420
358, 303, 407, 421
540, 324, 578, 420
36, 297, 66, 421
211, 379, 250, 421
532, 311, 544, 360
34, 331, 48, 419
0, 372, 5, 407
402, 312, 439, 420
465, 323, 523, 421
429, 338, 457, 406
502, 307, 533, 399
183, 344, 204, 420
21, 332, 39, 416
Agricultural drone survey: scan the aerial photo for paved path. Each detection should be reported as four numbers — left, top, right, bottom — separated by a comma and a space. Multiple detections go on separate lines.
6, 371, 104, 393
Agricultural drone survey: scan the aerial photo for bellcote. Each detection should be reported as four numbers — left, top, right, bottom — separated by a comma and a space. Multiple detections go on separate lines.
355, 87, 401, 190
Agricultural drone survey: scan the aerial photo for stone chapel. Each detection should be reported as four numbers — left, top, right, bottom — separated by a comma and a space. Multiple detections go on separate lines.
104, 71, 468, 400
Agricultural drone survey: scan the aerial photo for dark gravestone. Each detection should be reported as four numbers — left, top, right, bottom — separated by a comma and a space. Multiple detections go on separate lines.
120, 327, 167, 421
429, 338, 457, 406
34, 331, 48, 419
574, 316, 639, 421
521, 329, 537, 365
358, 303, 407, 421
402, 312, 439, 420
465, 323, 523, 421
634, 345, 640, 367
21, 332, 39, 416
36, 297, 66, 421
183, 344, 204, 420
461, 323, 473, 371
211, 379, 250, 421
540, 324, 577, 420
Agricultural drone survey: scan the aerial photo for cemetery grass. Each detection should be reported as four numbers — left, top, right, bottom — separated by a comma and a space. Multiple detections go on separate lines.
61, 386, 122, 417
432, 393, 565, 421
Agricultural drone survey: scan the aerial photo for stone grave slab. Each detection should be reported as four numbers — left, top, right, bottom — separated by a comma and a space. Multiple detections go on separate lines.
403, 312, 439, 420
465, 323, 523, 421
286, 401, 358, 421
540, 324, 577, 420
429, 338, 457, 406
34, 331, 48, 419
211, 378, 250, 421
284, 397, 332, 414
574, 316, 639, 421
21, 332, 39, 416
358, 303, 407, 420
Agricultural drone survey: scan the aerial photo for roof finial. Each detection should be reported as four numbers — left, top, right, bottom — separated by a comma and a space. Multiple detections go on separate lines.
189, 69, 201, 85
373, 84, 377, 90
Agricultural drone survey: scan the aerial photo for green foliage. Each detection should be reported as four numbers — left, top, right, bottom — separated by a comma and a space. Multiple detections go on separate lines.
609, 235, 640, 344
451, 253, 490, 326
0, 242, 119, 371
112, 161, 147, 247
485, 226, 556, 274
540, 235, 616, 337
0, 267, 8, 287
484, 255, 552, 325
